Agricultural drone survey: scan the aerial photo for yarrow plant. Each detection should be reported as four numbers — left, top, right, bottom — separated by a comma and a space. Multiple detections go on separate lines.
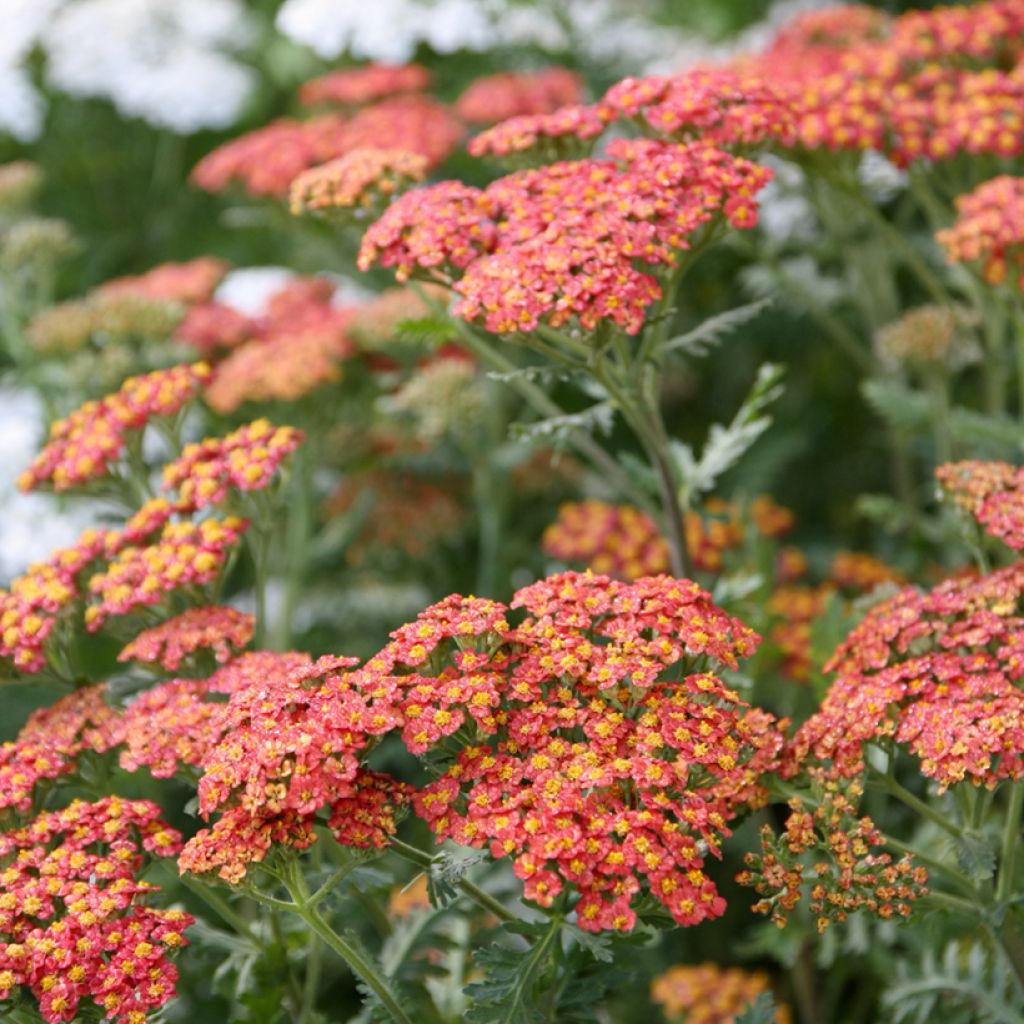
14, 2, 1024, 1022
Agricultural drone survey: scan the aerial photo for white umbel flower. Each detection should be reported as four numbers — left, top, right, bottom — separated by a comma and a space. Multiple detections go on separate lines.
42, 0, 255, 133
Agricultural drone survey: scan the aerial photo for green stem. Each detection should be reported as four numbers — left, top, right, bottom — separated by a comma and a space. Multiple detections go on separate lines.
996, 781, 1024, 904
590, 353, 690, 576
996, 914, 1024, 991
825, 173, 953, 308
179, 874, 259, 939
879, 766, 961, 839
389, 838, 515, 924
437, 306, 652, 514
300, 923, 324, 1024
281, 860, 414, 1024
248, 527, 272, 649
274, 433, 316, 650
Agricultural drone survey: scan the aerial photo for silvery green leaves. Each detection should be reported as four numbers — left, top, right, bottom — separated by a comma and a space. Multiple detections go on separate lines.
673, 363, 785, 506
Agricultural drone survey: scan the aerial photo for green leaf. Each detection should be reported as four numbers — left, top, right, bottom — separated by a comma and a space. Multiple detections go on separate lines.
509, 403, 615, 446
564, 923, 615, 963
863, 378, 1023, 453
487, 365, 576, 386
884, 942, 1023, 1024
464, 919, 563, 1024
664, 297, 774, 358
861, 378, 933, 434
674, 363, 785, 502
396, 315, 455, 348
736, 990, 782, 1024
954, 830, 998, 884
425, 850, 489, 909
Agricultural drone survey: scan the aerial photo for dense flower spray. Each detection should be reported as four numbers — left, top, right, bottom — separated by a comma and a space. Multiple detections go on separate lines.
178, 652, 412, 883
358, 139, 770, 337
362, 570, 782, 932
936, 176, 1024, 288
18, 363, 212, 494
0, 797, 191, 1024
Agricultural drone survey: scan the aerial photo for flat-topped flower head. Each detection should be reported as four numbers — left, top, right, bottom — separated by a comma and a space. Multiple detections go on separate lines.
85, 516, 248, 631
767, 5, 890, 52
18, 363, 212, 494
787, 558, 1024, 790
651, 961, 791, 1024
467, 104, 612, 163
290, 147, 428, 219
357, 181, 498, 282
175, 301, 255, 356
937, 459, 1024, 550
457, 68, 584, 125
299, 62, 431, 107
542, 499, 748, 580
600, 67, 796, 149
1, 686, 122, 813
98, 258, 230, 306
937, 176, 1024, 287
336, 96, 464, 170
375, 571, 777, 932
830, 551, 906, 591
0, 528, 116, 674
191, 115, 351, 198
116, 651, 308, 781
163, 419, 303, 512
118, 605, 255, 671
180, 652, 410, 882
205, 323, 355, 412
361, 139, 769, 337
739, 774, 928, 932
0, 796, 190, 1024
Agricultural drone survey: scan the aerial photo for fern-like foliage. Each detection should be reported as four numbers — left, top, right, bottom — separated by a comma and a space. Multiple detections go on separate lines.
883, 941, 1024, 1024
673, 363, 785, 504
664, 297, 774, 359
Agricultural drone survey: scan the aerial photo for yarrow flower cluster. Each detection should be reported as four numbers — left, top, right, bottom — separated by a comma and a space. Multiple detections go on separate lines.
739, 0, 1024, 166
937, 459, 1024, 550
324, 470, 467, 564
162, 419, 304, 512
0, 528, 116, 673
874, 304, 974, 369
203, 277, 356, 412
98, 258, 230, 306
787, 495, 1024, 790
114, 651, 294, 781
0, 796, 191, 1024
289, 147, 428, 219
193, 93, 463, 199
369, 571, 781, 932
18, 363, 212, 493
467, 105, 612, 163
191, 115, 351, 197
543, 498, 793, 580
85, 517, 248, 630
650, 961, 791, 1024
739, 776, 928, 932
1, 685, 119, 814
118, 605, 255, 671
456, 68, 583, 125
936, 176, 1024, 288
360, 139, 771, 336
298, 62, 431, 108
179, 652, 411, 882
599, 68, 796, 149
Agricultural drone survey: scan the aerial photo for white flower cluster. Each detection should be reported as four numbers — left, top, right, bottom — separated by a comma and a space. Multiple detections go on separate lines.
0, 0, 256, 140
0, 388, 101, 580
275, 0, 710, 72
